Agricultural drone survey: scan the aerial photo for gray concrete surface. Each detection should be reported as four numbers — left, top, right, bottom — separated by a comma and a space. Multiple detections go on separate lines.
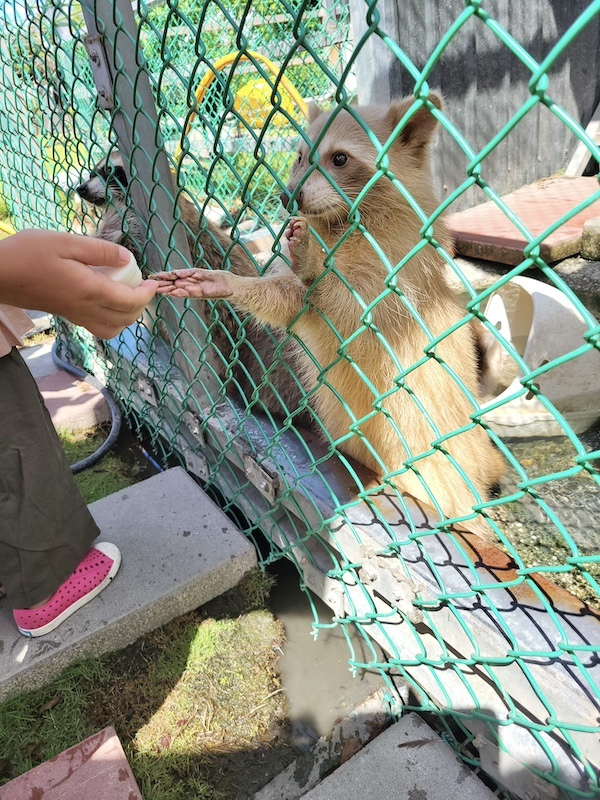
20, 340, 60, 380
0, 467, 257, 702
255, 687, 392, 800
300, 712, 497, 800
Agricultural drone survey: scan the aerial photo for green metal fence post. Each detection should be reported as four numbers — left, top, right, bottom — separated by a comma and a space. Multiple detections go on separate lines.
79, 0, 190, 274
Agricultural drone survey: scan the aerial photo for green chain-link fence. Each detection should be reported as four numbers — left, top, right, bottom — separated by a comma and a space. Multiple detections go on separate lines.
1, 1, 599, 798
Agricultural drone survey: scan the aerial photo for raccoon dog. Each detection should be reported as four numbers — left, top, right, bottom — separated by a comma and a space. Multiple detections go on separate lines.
152, 96, 506, 538
76, 152, 304, 420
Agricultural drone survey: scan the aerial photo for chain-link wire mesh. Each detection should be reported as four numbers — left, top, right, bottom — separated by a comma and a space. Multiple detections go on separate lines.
1, 1, 599, 798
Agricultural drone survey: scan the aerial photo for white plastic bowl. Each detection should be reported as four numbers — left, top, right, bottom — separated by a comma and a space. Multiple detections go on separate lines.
479, 276, 600, 438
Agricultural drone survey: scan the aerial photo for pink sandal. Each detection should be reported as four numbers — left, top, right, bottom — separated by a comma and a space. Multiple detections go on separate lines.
13, 542, 121, 637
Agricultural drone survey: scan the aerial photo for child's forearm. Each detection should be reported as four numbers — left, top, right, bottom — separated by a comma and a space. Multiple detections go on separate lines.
0, 230, 157, 339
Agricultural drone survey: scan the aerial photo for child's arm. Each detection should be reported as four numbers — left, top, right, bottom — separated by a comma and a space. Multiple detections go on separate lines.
151, 218, 315, 329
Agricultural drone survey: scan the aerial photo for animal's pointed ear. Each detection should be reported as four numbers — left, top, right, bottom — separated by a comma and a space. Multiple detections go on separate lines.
386, 93, 443, 156
307, 101, 324, 123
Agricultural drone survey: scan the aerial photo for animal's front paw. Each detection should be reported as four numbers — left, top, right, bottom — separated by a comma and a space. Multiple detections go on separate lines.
150, 268, 234, 299
284, 217, 310, 270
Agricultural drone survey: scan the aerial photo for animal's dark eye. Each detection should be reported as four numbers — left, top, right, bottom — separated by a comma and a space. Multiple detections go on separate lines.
296, 152, 302, 164
332, 152, 348, 167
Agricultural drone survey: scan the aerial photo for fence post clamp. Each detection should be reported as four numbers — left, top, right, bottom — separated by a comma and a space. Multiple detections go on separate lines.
134, 373, 158, 407
182, 410, 206, 447
358, 547, 424, 624
243, 456, 279, 504
181, 444, 208, 481
83, 34, 114, 110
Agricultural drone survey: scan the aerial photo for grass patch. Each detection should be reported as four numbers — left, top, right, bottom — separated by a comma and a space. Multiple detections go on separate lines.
0, 572, 294, 799
24, 331, 56, 347
0, 425, 294, 797
59, 424, 154, 504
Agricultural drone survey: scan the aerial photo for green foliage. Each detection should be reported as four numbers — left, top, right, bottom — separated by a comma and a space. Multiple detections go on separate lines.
138, 0, 349, 223
0, 189, 9, 220
58, 425, 151, 504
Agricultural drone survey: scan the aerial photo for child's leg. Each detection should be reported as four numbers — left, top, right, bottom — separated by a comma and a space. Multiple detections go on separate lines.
0, 347, 100, 609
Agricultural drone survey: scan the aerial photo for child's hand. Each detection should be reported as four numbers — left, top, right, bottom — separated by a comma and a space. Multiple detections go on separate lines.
0, 230, 158, 339
151, 269, 234, 300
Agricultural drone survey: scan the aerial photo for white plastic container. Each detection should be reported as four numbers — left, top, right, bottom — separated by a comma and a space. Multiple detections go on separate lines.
92, 251, 143, 288
480, 275, 600, 437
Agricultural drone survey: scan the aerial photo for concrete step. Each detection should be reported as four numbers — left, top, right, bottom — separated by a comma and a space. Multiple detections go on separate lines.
300, 712, 497, 800
255, 687, 392, 800
0, 467, 257, 702
20, 339, 61, 380
23, 310, 53, 339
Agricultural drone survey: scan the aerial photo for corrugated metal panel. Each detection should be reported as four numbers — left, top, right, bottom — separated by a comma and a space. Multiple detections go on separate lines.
350, 0, 600, 210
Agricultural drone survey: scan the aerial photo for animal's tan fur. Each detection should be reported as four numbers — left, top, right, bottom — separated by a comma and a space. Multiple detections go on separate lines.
159, 97, 505, 538
82, 160, 305, 420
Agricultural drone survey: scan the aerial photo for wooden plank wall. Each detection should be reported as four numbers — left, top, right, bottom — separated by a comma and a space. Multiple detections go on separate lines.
348, 0, 600, 211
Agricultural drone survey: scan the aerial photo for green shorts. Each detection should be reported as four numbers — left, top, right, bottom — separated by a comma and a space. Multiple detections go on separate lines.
0, 347, 99, 608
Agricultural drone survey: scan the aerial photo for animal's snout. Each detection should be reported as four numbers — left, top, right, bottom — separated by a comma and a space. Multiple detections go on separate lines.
280, 189, 302, 210
75, 177, 106, 207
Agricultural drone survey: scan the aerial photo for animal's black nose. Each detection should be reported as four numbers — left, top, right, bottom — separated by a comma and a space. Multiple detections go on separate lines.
280, 190, 302, 211
76, 184, 88, 199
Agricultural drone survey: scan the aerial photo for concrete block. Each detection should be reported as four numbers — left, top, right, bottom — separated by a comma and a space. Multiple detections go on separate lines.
581, 217, 600, 260
446, 176, 600, 265
255, 687, 392, 800
23, 310, 53, 338
301, 712, 497, 800
36, 370, 111, 431
0, 467, 257, 701
0, 727, 141, 800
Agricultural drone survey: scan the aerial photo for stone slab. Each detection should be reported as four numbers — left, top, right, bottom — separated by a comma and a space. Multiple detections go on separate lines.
301, 712, 497, 800
36, 369, 111, 431
0, 467, 257, 702
19, 340, 111, 432
581, 217, 600, 260
446, 176, 600, 265
0, 727, 141, 800
255, 687, 392, 800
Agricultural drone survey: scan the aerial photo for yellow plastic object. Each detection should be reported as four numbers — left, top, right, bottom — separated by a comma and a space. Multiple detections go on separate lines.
234, 77, 296, 128
174, 50, 308, 164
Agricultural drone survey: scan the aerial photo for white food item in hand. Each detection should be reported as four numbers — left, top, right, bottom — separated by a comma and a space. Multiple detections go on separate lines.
92, 251, 143, 288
